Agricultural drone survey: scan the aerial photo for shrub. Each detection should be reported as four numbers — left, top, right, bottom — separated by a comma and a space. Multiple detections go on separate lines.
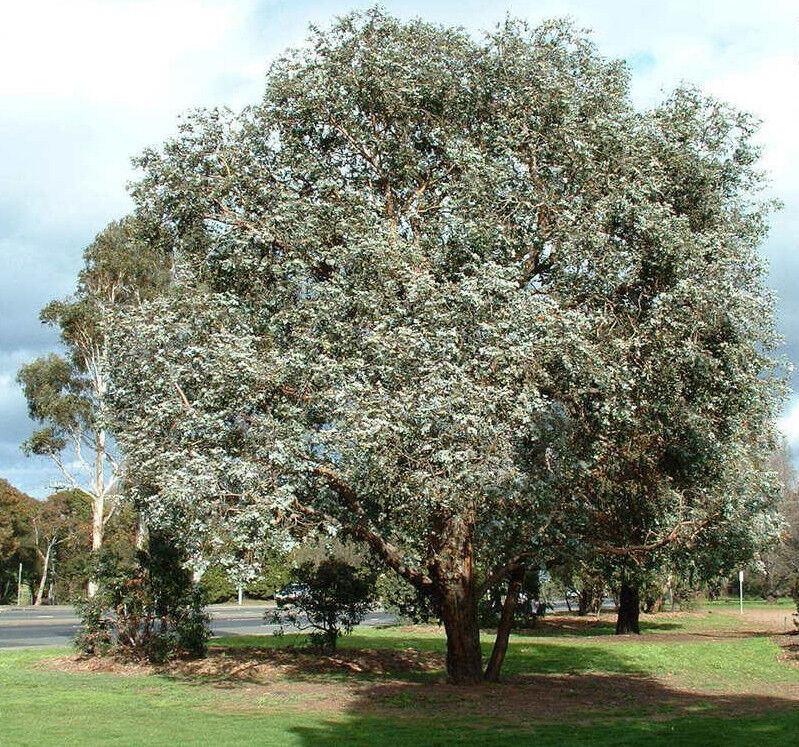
790, 575, 799, 613
667, 586, 703, 612
15, 583, 33, 606
245, 552, 291, 600
75, 534, 210, 663
271, 557, 376, 651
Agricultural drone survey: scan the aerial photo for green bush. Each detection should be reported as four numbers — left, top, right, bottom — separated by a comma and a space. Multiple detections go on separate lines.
246, 552, 291, 600
790, 576, 799, 613
15, 583, 33, 606
271, 557, 377, 651
75, 534, 210, 663
376, 571, 436, 624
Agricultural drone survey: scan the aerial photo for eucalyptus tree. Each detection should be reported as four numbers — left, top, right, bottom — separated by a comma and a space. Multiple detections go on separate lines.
0, 478, 35, 564
31, 491, 89, 605
550, 88, 785, 633
18, 217, 168, 595
107, 11, 781, 683
748, 444, 798, 598
0, 478, 36, 602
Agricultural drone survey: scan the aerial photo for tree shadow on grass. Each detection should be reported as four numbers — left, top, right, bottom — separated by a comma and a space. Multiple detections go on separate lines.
507, 616, 683, 637
161, 632, 799, 743
170, 630, 799, 686
274, 635, 799, 746
174, 634, 654, 687
289, 697, 799, 747
165, 641, 447, 686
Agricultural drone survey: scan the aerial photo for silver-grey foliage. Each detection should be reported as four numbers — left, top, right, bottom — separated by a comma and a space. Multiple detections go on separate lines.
106, 11, 784, 682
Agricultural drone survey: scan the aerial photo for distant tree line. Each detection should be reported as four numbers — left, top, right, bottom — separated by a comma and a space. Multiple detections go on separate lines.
0, 477, 289, 607
0, 479, 136, 605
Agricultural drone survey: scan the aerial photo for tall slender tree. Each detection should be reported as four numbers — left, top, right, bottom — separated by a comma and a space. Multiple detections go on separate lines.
30, 491, 88, 605
18, 217, 169, 596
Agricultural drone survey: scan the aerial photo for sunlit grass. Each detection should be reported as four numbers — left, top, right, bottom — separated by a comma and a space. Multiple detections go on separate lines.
2, 606, 799, 746
706, 597, 796, 610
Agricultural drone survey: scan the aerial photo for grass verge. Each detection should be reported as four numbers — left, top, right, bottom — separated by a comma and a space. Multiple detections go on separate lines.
1, 608, 798, 746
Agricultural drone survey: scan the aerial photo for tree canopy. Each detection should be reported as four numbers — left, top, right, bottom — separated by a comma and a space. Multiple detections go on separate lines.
0, 479, 37, 602
105, 10, 783, 683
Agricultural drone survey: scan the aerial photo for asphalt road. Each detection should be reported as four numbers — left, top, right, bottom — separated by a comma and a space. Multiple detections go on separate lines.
0, 597, 614, 649
0, 605, 397, 649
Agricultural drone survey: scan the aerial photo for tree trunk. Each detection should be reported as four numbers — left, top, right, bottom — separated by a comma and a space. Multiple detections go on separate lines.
578, 581, 602, 616
432, 520, 483, 685
650, 575, 671, 614
34, 545, 52, 606
615, 582, 640, 634
92, 496, 105, 552
439, 582, 483, 684
578, 588, 589, 616
87, 494, 105, 598
484, 565, 525, 682
87, 423, 108, 600
135, 513, 147, 551
324, 626, 337, 652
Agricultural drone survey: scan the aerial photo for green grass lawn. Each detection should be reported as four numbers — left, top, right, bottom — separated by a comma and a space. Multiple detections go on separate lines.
706, 596, 797, 611
214, 625, 798, 687
2, 610, 798, 746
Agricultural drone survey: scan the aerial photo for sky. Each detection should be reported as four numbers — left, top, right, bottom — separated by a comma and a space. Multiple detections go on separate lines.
1, 0, 798, 498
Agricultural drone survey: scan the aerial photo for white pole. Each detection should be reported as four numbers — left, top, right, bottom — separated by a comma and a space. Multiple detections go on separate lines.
17, 562, 22, 606
738, 570, 744, 614
237, 585, 243, 606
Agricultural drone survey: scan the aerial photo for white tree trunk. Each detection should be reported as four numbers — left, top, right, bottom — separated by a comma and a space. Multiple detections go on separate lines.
135, 513, 147, 551
87, 426, 107, 599
34, 544, 53, 606
86, 494, 104, 598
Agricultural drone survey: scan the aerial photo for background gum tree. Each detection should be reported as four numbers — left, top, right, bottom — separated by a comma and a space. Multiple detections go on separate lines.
0, 479, 37, 602
756, 446, 799, 599
30, 490, 89, 606
107, 11, 782, 684
18, 217, 168, 596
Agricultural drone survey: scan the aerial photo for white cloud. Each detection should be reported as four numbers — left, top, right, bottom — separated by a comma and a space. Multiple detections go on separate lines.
707, 53, 799, 194
0, 1, 273, 496
779, 399, 799, 449
0, 0, 259, 105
